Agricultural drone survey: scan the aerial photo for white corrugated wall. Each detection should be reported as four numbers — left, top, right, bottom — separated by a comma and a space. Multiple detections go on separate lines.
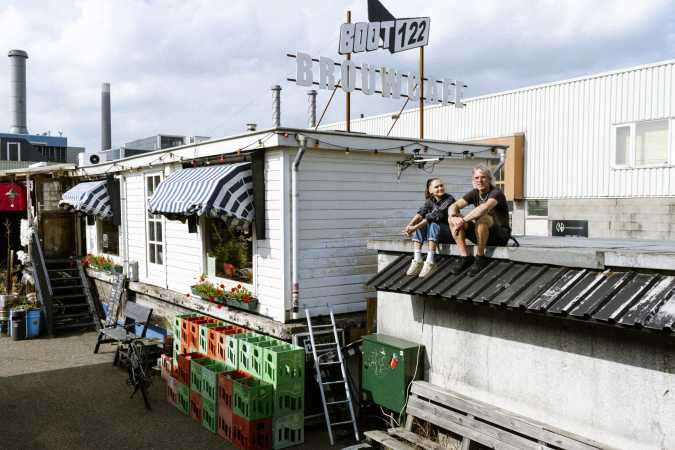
330, 59, 675, 199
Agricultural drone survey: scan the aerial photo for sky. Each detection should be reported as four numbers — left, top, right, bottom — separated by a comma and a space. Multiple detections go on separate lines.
0, 0, 673, 152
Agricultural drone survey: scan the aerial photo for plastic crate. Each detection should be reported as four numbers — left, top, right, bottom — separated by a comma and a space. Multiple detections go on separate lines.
173, 313, 199, 343
215, 327, 246, 363
273, 383, 304, 417
199, 322, 227, 354
239, 336, 271, 374
227, 332, 258, 370
198, 360, 230, 403
208, 325, 234, 359
233, 415, 273, 450
262, 343, 305, 389
190, 357, 216, 393
218, 371, 236, 412
233, 377, 274, 421
217, 402, 234, 442
176, 382, 190, 415
202, 396, 217, 433
272, 412, 304, 449
189, 318, 217, 352
160, 354, 173, 381
250, 339, 281, 379
177, 352, 206, 386
190, 390, 203, 423
166, 375, 178, 407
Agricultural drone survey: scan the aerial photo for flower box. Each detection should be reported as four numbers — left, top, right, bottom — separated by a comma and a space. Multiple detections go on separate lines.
226, 297, 258, 311
190, 286, 227, 305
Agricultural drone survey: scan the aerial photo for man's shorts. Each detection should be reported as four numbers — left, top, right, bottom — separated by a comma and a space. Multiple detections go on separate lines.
465, 222, 511, 246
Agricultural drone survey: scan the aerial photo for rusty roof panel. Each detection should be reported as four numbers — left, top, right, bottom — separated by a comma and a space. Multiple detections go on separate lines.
369, 253, 675, 337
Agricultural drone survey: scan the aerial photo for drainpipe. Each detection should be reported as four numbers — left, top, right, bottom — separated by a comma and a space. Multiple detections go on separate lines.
119, 175, 129, 274
492, 147, 506, 176
291, 134, 307, 319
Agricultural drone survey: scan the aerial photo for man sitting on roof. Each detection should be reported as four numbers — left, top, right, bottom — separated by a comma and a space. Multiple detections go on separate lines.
448, 165, 511, 276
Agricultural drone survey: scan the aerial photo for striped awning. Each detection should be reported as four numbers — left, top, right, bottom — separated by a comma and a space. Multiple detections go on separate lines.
59, 180, 113, 219
147, 162, 253, 230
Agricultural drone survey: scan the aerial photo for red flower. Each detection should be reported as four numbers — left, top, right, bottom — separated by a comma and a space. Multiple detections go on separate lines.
219, 283, 225, 288
186, 293, 191, 298
237, 284, 242, 289
242, 296, 250, 304
216, 305, 222, 309
230, 287, 236, 293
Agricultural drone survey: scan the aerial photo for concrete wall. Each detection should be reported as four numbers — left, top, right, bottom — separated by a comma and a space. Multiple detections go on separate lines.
377, 252, 675, 450
549, 197, 675, 240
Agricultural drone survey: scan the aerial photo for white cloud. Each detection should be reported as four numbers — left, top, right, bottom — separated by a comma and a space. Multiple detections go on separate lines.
0, 0, 672, 151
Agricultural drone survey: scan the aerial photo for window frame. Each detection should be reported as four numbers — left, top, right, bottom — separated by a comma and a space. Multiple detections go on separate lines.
525, 199, 549, 218
144, 173, 165, 268
6, 142, 20, 161
612, 119, 671, 169
96, 217, 120, 257
200, 215, 256, 294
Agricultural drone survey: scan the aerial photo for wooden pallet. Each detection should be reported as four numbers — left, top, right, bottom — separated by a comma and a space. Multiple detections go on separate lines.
365, 381, 618, 450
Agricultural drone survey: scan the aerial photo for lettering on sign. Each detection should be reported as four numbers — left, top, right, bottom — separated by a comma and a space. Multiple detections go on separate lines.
292, 52, 464, 107
338, 18, 430, 54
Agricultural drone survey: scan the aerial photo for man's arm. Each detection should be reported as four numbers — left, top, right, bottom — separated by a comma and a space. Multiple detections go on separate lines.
463, 198, 497, 222
449, 198, 468, 217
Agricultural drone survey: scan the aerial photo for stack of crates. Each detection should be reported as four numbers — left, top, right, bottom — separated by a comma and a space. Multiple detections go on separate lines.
162, 314, 305, 450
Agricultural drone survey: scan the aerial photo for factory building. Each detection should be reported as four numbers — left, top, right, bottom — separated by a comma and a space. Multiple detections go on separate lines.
334, 58, 675, 241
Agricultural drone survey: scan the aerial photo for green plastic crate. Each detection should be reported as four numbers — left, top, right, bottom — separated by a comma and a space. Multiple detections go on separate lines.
199, 360, 230, 403
202, 396, 217, 433
262, 343, 305, 389
199, 322, 226, 354
250, 339, 281, 379
233, 377, 274, 421
190, 358, 216, 393
273, 412, 304, 449
173, 313, 199, 343
172, 338, 180, 367
239, 336, 277, 375
273, 383, 304, 417
176, 382, 190, 415
227, 332, 258, 371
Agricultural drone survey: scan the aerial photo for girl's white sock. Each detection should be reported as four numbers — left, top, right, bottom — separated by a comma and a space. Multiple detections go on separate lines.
413, 250, 423, 262
426, 250, 435, 263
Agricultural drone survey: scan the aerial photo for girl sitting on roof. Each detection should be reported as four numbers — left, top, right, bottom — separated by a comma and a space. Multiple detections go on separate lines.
402, 177, 455, 278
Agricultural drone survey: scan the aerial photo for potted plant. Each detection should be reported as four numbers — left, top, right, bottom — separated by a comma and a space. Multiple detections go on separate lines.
189, 276, 226, 305
226, 284, 257, 311
208, 224, 249, 280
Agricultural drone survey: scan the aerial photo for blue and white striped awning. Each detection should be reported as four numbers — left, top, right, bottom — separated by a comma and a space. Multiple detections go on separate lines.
147, 162, 254, 230
59, 180, 113, 219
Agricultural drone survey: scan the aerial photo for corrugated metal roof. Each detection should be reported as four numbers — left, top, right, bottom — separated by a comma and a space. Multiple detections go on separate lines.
367, 254, 675, 335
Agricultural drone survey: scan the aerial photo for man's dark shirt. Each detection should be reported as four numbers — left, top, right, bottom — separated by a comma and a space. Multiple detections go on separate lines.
462, 187, 510, 230
417, 193, 455, 224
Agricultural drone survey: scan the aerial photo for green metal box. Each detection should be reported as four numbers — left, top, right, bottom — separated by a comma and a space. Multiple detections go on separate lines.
361, 334, 423, 413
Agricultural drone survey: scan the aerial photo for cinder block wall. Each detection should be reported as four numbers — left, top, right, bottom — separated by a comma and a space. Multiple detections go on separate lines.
549, 198, 675, 240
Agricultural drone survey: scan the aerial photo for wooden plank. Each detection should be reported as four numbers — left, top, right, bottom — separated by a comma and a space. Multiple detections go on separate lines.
406, 401, 525, 450
364, 430, 416, 450
387, 427, 443, 450
411, 382, 615, 450
407, 397, 544, 450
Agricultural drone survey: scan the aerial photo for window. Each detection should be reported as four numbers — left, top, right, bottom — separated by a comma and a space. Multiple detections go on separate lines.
146, 175, 164, 265
527, 199, 548, 217
98, 219, 119, 255
614, 119, 669, 167
204, 218, 252, 284
6, 142, 20, 161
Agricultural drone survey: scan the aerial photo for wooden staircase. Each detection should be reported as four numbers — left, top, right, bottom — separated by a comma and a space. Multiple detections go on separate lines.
30, 233, 100, 336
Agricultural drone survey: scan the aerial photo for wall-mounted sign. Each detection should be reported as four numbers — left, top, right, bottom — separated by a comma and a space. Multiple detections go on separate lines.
291, 52, 464, 107
338, 18, 430, 54
551, 220, 589, 238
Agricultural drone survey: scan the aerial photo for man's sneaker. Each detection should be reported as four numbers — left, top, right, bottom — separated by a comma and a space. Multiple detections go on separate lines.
406, 260, 424, 276
467, 255, 491, 276
418, 261, 438, 278
449, 256, 473, 274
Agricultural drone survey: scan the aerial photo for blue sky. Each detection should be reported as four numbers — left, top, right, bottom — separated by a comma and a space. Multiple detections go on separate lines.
0, 0, 673, 151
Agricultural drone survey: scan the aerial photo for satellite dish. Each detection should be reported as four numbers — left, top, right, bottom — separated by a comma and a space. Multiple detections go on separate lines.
89, 154, 100, 164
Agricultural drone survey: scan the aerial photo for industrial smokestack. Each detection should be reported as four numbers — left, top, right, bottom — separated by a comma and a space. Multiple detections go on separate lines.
8, 49, 28, 134
271, 85, 281, 128
307, 90, 317, 128
101, 83, 112, 150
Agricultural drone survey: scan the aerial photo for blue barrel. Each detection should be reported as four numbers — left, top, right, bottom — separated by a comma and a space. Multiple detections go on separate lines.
25, 308, 41, 338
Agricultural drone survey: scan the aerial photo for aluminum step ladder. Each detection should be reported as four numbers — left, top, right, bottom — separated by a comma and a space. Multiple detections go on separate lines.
305, 307, 359, 446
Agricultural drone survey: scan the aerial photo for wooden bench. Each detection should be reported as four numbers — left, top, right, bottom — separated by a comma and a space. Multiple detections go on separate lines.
365, 381, 616, 450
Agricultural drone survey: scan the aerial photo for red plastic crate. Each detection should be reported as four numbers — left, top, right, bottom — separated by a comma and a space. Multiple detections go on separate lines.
232, 415, 272, 450
177, 352, 206, 385
208, 325, 236, 359
166, 375, 178, 407
216, 326, 246, 362
190, 390, 203, 423
160, 354, 174, 381
217, 404, 234, 442
189, 318, 218, 352
218, 371, 237, 412
181, 316, 204, 347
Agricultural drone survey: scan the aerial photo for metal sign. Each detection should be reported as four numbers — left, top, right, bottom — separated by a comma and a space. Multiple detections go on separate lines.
338, 17, 430, 54
290, 52, 464, 107
551, 220, 589, 238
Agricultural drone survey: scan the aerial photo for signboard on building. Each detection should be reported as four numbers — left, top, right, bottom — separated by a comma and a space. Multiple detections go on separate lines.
551, 220, 588, 238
